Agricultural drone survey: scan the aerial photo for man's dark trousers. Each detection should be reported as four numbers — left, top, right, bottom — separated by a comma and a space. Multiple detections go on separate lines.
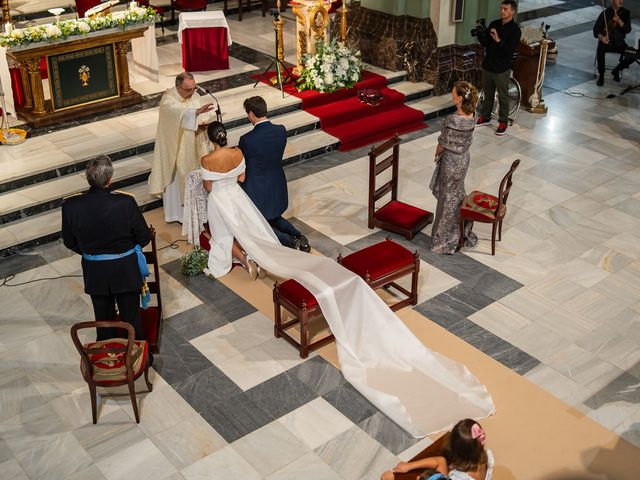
479, 68, 511, 124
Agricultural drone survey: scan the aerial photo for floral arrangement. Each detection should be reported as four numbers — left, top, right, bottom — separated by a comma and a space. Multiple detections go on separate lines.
297, 39, 362, 94
180, 246, 209, 276
0, 6, 158, 48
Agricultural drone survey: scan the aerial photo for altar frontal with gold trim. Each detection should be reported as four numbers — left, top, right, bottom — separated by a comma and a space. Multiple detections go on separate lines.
47, 44, 119, 111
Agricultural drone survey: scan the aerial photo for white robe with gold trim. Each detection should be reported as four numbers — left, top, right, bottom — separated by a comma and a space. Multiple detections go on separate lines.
148, 87, 215, 222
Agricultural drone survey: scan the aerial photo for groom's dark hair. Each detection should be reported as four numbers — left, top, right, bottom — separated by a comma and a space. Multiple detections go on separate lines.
243, 96, 268, 118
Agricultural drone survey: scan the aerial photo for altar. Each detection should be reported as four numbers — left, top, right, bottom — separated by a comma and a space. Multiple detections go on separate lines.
4, 23, 152, 126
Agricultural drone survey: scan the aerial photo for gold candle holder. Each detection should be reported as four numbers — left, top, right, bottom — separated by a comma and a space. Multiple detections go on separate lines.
339, 1, 348, 42
2, 0, 11, 25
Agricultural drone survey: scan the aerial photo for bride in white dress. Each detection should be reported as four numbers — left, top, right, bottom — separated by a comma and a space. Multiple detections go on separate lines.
199, 122, 495, 438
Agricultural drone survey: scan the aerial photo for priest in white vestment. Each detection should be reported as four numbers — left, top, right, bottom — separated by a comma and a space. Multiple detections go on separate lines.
148, 72, 216, 222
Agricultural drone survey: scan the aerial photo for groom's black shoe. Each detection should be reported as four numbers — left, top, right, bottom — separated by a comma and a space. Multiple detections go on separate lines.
297, 235, 311, 253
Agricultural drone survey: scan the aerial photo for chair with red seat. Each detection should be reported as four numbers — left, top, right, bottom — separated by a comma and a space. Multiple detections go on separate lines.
273, 280, 335, 358
70, 321, 153, 424
338, 237, 420, 311
458, 159, 520, 255
171, 0, 207, 24
140, 227, 164, 353
75, 0, 101, 18
368, 134, 433, 240
223, 0, 267, 21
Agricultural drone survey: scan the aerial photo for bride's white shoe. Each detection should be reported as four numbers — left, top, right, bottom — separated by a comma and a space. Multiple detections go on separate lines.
244, 255, 259, 281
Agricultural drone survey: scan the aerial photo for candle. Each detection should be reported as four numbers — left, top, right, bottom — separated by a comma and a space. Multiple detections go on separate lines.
3, 23, 13, 34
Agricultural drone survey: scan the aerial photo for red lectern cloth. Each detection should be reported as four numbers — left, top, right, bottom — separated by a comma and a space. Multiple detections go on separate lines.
181, 27, 229, 72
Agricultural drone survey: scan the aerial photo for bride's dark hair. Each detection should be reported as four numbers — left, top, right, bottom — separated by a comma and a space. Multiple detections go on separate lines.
207, 121, 228, 147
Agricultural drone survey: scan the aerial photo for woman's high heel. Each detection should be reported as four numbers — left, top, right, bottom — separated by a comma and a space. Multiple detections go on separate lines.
244, 254, 259, 280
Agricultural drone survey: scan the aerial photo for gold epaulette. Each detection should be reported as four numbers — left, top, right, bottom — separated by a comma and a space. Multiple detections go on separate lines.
62, 192, 84, 201
112, 190, 135, 198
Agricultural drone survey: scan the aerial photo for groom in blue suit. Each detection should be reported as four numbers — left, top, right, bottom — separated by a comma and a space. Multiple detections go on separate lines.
239, 96, 310, 252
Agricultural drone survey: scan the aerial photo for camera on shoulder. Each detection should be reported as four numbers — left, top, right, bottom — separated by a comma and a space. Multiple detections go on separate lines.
471, 18, 487, 37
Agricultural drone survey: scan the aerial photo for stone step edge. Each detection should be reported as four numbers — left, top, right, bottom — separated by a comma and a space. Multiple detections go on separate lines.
0, 88, 439, 223
0, 188, 162, 259
0, 74, 425, 194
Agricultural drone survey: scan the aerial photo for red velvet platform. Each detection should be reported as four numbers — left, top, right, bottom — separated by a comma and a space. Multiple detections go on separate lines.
255, 71, 426, 151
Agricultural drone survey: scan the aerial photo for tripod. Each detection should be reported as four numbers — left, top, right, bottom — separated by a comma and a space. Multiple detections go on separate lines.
253, 11, 292, 98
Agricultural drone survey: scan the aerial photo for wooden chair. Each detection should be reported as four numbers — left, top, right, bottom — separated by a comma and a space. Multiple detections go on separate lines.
171, 0, 207, 24
140, 227, 163, 353
273, 280, 335, 358
368, 134, 433, 240
223, 0, 268, 21
393, 433, 450, 480
459, 159, 520, 255
70, 321, 153, 424
338, 237, 420, 312
74, 0, 101, 18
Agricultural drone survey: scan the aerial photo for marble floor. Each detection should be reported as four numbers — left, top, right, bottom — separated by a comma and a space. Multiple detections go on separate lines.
1, 1, 640, 479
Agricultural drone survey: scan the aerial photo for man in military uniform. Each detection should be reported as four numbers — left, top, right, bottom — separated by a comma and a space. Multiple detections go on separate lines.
62, 156, 152, 341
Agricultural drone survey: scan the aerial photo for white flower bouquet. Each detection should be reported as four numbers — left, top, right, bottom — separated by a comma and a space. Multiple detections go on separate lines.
0, 6, 158, 48
297, 39, 362, 94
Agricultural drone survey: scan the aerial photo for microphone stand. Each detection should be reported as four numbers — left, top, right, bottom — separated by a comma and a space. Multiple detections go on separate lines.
197, 86, 223, 123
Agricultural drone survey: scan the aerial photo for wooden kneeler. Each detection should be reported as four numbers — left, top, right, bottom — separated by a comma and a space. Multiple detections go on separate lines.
368, 134, 433, 240
273, 280, 335, 358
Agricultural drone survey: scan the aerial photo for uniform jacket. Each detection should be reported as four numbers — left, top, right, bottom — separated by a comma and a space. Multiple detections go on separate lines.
62, 187, 152, 295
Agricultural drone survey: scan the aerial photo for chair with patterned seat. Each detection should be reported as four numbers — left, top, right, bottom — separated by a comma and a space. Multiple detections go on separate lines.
368, 134, 433, 241
458, 159, 520, 255
338, 237, 420, 312
70, 321, 153, 424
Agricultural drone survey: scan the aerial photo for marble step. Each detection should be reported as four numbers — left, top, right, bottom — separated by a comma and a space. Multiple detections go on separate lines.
0, 182, 161, 257
0, 123, 338, 227
0, 75, 429, 195
0, 129, 340, 257
0, 83, 447, 257
0, 155, 154, 224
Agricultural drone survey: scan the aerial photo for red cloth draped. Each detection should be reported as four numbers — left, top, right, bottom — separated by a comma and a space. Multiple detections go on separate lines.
9, 68, 24, 108
181, 27, 229, 72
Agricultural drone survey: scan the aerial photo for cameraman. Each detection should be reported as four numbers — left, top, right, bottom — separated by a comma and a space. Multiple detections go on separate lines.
476, 0, 521, 136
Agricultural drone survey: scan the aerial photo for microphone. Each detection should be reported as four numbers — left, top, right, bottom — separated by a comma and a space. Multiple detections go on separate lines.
196, 85, 223, 124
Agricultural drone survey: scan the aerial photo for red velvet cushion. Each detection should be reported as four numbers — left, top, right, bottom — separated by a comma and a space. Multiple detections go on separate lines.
279, 280, 319, 309
81, 339, 148, 386
173, 0, 206, 9
340, 240, 414, 281
141, 307, 160, 346
460, 190, 506, 222
374, 200, 432, 231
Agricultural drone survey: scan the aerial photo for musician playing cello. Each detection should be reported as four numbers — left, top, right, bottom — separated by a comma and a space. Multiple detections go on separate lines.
594, 0, 634, 86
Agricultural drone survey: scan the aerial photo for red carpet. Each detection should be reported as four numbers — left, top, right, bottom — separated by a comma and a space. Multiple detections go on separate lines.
255, 71, 426, 151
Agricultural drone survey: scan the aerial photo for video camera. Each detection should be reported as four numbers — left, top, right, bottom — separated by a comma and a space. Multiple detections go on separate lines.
471, 18, 487, 38
270, 8, 280, 19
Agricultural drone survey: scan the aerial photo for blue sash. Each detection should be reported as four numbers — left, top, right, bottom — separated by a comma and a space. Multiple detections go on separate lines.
82, 245, 151, 309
